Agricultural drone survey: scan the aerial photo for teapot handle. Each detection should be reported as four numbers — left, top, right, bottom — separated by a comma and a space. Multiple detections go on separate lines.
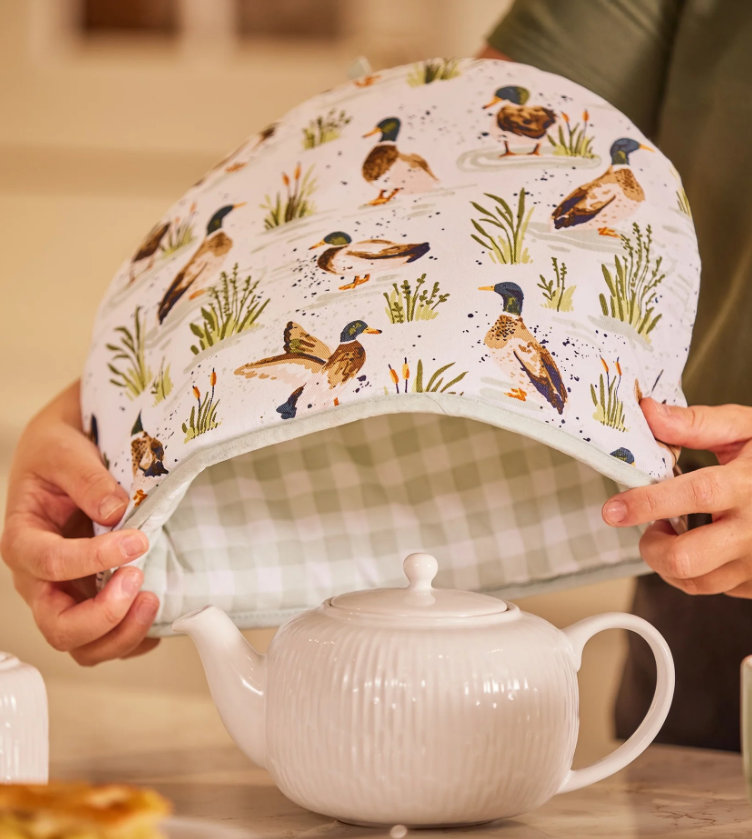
556, 612, 675, 794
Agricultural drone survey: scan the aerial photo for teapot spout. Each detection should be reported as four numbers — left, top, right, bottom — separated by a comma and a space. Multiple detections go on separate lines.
172, 606, 266, 768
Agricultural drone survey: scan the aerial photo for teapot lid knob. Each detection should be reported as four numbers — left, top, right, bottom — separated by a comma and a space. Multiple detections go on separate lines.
403, 553, 438, 592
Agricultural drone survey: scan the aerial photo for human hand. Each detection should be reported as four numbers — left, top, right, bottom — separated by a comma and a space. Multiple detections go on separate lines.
1, 380, 159, 664
602, 398, 752, 597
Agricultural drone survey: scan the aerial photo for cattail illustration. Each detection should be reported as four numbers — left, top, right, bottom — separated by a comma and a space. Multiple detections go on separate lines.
388, 364, 400, 394
184, 371, 221, 441
402, 357, 410, 393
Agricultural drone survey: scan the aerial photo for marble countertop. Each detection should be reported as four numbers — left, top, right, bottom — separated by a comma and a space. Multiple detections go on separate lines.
48, 680, 752, 838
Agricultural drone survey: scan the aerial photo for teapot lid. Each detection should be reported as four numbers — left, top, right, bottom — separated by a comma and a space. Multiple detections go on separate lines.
329, 553, 508, 619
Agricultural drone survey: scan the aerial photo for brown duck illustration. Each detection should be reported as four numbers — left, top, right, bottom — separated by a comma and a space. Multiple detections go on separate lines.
483, 86, 556, 157
157, 204, 244, 323
479, 282, 566, 413
130, 413, 168, 478
362, 117, 438, 205
129, 221, 170, 283
194, 124, 276, 186
235, 320, 381, 419
310, 231, 430, 289
552, 138, 652, 237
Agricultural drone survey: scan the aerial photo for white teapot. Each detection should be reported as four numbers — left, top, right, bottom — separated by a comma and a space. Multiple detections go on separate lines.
173, 554, 674, 827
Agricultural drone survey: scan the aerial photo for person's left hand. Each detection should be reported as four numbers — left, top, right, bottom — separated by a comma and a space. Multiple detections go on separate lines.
602, 397, 752, 597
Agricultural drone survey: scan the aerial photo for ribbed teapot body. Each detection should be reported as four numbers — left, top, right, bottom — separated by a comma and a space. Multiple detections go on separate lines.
0, 653, 48, 783
265, 606, 578, 826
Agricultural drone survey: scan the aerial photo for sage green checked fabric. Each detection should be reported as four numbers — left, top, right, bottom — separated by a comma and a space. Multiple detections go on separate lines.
141, 413, 642, 633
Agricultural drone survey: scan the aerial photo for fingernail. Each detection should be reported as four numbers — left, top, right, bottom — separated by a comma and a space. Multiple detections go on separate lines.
603, 499, 628, 524
118, 569, 143, 597
120, 532, 148, 559
99, 493, 127, 521
135, 596, 159, 626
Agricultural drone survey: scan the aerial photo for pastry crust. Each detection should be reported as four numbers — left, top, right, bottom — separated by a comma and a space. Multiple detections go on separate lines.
0, 782, 171, 838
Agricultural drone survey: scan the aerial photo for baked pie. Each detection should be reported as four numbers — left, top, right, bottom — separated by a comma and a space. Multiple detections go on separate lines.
0, 781, 171, 839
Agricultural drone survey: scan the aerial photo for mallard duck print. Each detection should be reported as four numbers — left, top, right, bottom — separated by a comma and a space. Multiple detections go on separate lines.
130, 413, 168, 478
552, 138, 653, 237
611, 447, 635, 465
479, 282, 567, 414
129, 221, 170, 283
483, 86, 556, 157
362, 117, 438, 205
157, 204, 245, 323
235, 320, 381, 419
309, 231, 430, 290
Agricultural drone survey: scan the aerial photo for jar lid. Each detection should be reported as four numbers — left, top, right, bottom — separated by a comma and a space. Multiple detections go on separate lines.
329, 553, 508, 619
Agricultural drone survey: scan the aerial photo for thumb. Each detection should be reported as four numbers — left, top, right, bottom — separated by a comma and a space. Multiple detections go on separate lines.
641, 398, 752, 452
37, 423, 129, 527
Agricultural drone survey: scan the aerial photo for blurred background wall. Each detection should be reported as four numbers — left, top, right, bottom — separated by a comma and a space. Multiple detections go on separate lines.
0, 0, 634, 760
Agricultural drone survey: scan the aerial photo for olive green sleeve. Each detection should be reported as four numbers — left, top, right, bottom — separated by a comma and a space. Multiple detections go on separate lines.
487, 0, 685, 137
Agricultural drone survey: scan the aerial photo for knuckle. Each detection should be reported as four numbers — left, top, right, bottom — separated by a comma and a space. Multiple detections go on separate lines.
674, 576, 700, 595
666, 543, 694, 579
39, 545, 67, 582
685, 405, 703, 433
44, 625, 73, 653
92, 540, 113, 574
642, 487, 661, 518
77, 469, 112, 507
0, 528, 16, 569
69, 649, 98, 668
690, 473, 721, 509
98, 597, 123, 628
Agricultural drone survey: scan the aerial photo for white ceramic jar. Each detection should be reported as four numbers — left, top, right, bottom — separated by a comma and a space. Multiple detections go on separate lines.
174, 554, 674, 827
0, 653, 49, 783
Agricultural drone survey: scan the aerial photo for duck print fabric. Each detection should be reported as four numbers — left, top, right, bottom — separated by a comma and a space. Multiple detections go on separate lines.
82, 59, 700, 634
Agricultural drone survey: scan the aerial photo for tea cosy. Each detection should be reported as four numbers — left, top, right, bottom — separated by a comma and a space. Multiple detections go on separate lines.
82, 58, 700, 634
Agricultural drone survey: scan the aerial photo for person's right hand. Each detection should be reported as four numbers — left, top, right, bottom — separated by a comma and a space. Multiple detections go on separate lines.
0, 380, 160, 665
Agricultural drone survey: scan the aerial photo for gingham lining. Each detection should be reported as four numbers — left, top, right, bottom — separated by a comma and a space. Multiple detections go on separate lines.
140, 412, 643, 633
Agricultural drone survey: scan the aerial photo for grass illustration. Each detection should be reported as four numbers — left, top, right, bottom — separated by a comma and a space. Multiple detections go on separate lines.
151, 359, 173, 405
160, 203, 197, 257
591, 358, 627, 431
676, 185, 692, 217
471, 189, 532, 265
261, 164, 317, 229
547, 111, 595, 158
671, 166, 692, 217
387, 358, 467, 394
384, 274, 449, 324
190, 264, 269, 354
407, 58, 460, 86
538, 257, 575, 312
107, 306, 152, 399
183, 369, 220, 442
599, 223, 665, 340
302, 109, 352, 148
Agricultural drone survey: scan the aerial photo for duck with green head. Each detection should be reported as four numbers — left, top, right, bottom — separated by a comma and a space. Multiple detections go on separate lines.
157, 203, 246, 323
552, 138, 653, 237
235, 319, 381, 418
478, 282, 567, 413
309, 231, 431, 290
361, 117, 438, 205
483, 85, 557, 157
